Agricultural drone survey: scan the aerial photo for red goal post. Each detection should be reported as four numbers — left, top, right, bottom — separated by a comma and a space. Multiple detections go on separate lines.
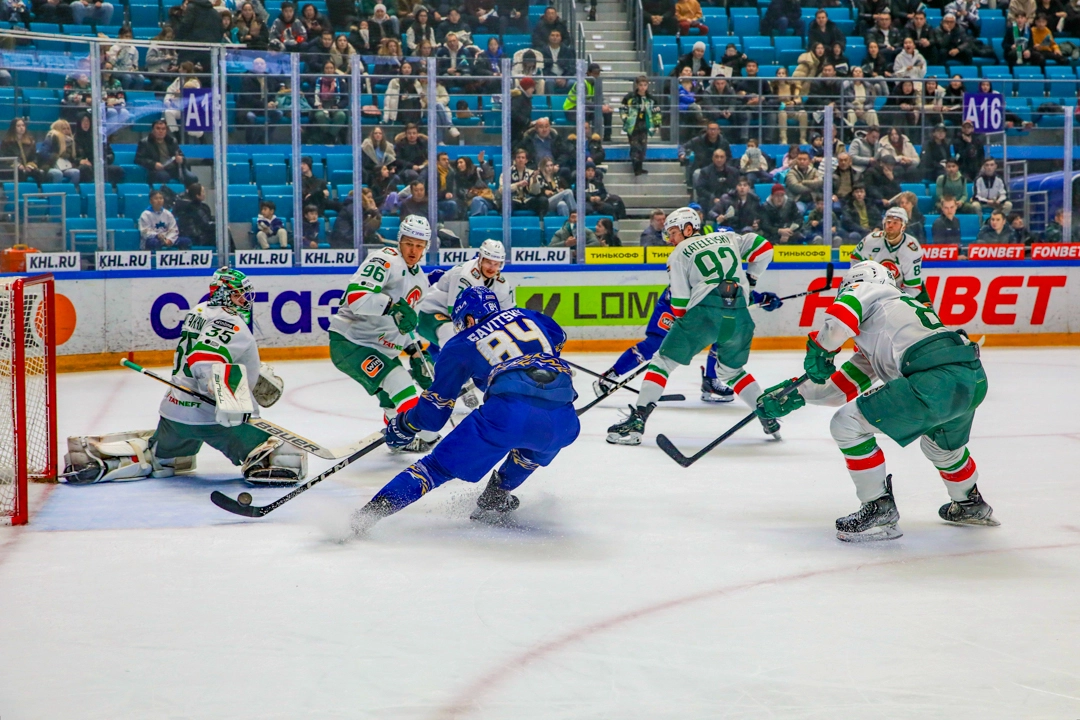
1, 274, 58, 526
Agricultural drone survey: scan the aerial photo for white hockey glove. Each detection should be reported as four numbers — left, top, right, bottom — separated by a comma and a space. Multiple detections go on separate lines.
210, 363, 254, 427
252, 363, 285, 407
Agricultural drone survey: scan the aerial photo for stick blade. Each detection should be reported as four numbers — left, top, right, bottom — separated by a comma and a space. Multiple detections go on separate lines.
211, 490, 268, 517
659, 394, 686, 402
655, 434, 695, 468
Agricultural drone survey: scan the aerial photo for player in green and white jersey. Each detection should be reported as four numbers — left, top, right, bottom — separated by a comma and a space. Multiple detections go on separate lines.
63, 268, 306, 486
756, 260, 997, 542
328, 214, 441, 452
850, 207, 930, 303
606, 207, 783, 445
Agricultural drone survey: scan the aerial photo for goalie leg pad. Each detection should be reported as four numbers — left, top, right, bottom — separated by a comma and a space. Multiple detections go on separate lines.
64, 430, 156, 484
242, 437, 307, 487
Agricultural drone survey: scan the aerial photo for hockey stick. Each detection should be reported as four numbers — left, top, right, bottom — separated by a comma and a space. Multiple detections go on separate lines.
210, 430, 386, 517
120, 359, 370, 461
748, 262, 835, 309
574, 364, 649, 416
656, 374, 809, 467
562, 359, 686, 402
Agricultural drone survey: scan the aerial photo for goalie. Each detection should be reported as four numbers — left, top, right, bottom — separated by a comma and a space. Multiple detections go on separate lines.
63, 268, 307, 486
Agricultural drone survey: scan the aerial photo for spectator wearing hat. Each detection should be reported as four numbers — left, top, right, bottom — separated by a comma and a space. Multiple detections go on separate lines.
564, 63, 613, 142
759, 184, 804, 244
803, 194, 845, 246
510, 77, 535, 145
920, 123, 952, 182
953, 120, 985, 180
577, 160, 626, 219
864, 155, 903, 209
673, 42, 712, 77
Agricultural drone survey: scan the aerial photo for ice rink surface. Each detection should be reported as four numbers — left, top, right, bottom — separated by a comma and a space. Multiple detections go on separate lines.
1, 348, 1079, 719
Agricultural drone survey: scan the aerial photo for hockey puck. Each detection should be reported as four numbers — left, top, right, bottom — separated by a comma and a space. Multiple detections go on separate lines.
237, 492, 253, 507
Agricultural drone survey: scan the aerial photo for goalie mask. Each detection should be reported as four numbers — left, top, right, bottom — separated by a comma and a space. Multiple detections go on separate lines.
209, 267, 254, 322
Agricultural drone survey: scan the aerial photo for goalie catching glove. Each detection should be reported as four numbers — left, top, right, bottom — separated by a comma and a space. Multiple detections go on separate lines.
252, 363, 284, 407
755, 378, 806, 420
804, 332, 838, 384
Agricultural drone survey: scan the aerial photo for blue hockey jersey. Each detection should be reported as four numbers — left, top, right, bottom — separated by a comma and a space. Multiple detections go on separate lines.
408, 308, 576, 431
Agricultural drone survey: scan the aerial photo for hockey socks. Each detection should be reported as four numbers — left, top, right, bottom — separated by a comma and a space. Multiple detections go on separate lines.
839, 437, 889, 503
724, 369, 763, 409
920, 437, 979, 501
496, 449, 540, 492
367, 456, 452, 515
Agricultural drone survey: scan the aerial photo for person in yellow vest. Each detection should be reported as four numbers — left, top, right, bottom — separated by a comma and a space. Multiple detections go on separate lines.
563, 63, 613, 141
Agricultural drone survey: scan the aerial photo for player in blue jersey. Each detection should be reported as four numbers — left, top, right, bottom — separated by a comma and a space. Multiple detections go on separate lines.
592, 285, 734, 403
350, 286, 581, 534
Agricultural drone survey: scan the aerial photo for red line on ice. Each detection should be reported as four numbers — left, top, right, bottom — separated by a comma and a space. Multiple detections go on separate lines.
430, 539, 1080, 719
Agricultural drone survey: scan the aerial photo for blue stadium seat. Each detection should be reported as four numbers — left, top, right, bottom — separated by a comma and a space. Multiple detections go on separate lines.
981, 16, 1005, 40
253, 162, 288, 186
228, 188, 260, 221
957, 213, 981, 241
114, 229, 142, 251
228, 162, 253, 184
773, 36, 803, 51
731, 15, 760, 36
729, 8, 758, 17
129, 4, 161, 26
260, 184, 292, 197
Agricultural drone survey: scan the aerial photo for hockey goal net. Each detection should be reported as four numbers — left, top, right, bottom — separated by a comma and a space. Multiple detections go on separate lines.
0, 274, 57, 525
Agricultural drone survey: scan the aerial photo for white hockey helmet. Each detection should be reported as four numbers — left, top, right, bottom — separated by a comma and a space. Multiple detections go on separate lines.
839, 260, 894, 295
478, 239, 506, 265
663, 206, 702, 242
883, 206, 908, 227
398, 214, 432, 245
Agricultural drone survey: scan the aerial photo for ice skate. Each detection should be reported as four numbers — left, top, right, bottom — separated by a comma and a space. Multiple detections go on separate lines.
700, 367, 735, 403
388, 433, 441, 454
470, 471, 521, 523
939, 484, 1000, 527
606, 403, 655, 445
592, 369, 618, 398
350, 497, 394, 537
836, 475, 903, 542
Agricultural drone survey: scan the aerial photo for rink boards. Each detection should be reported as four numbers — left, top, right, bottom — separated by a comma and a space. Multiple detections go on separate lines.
25, 261, 1080, 366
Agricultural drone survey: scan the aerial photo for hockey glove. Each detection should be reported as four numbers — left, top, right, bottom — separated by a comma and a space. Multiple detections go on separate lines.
386, 297, 418, 334
804, 332, 838, 384
409, 350, 435, 390
755, 378, 806, 419
750, 290, 783, 312
384, 413, 419, 449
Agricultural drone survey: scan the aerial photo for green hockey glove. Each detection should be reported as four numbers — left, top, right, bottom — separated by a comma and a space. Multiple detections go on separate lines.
755, 378, 806, 419
804, 332, 838, 384
386, 297, 418, 334
409, 350, 435, 390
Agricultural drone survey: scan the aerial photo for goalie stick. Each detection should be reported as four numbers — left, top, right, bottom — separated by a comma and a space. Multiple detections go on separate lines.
121, 359, 369, 461
211, 430, 386, 517
656, 375, 810, 467
562, 359, 686, 402
748, 262, 835, 309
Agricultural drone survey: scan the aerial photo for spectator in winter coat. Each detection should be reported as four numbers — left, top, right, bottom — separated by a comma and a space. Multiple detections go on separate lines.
875, 127, 920, 181
740, 139, 772, 186
269, 2, 306, 51
135, 119, 198, 185
539, 30, 575, 91
920, 123, 952, 181
531, 6, 569, 47
579, 162, 625, 219
639, 209, 667, 247
864, 157, 903, 208
552, 211, 598, 252
695, 148, 740, 209
140, 191, 185, 250
931, 13, 973, 65
674, 0, 708, 34
932, 196, 964, 243
867, 13, 904, 60
177, 0, 223, 68
173, 183, 215, 247
1008, 212, 1034, 245
895, 191, 927, 243
976, 210, 1018, 243
935, 158, 981, 215
393, 124, 429, 185
436, 8, 471, 43
713, 178, 760, 232
905, 10, 935, 56
808, 10, 845, 51
841, 184, 884, 241
1004, 12, 1042, 68
759, 184, 805, 244
1043, 207, 1066, 242
361, 126, 396, 177
642, 0, 678, 35
672, 42, 712, 77
785, 151, 824, 211
953, 120, 985, 180
974, 159, 1013, 216
510, 79, 535, 144
763, 0, 804, 36
893, 37, 927, 78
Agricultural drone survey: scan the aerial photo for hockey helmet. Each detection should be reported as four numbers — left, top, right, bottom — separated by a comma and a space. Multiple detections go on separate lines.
664, 207, 702, 243
452, 286, 501, 332
398, 214, 432, 245
478, 239, 506, 265
883, 206, 908, 236
839, 260, 894, 295
208, 267, 254, 321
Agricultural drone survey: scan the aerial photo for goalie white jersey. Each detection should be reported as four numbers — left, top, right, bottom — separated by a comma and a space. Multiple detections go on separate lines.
419, 257, 515, 316
850, 231, 924, 297
666, 230, 773, 317
329, 246, 431, 351
159, 303, 262, 426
